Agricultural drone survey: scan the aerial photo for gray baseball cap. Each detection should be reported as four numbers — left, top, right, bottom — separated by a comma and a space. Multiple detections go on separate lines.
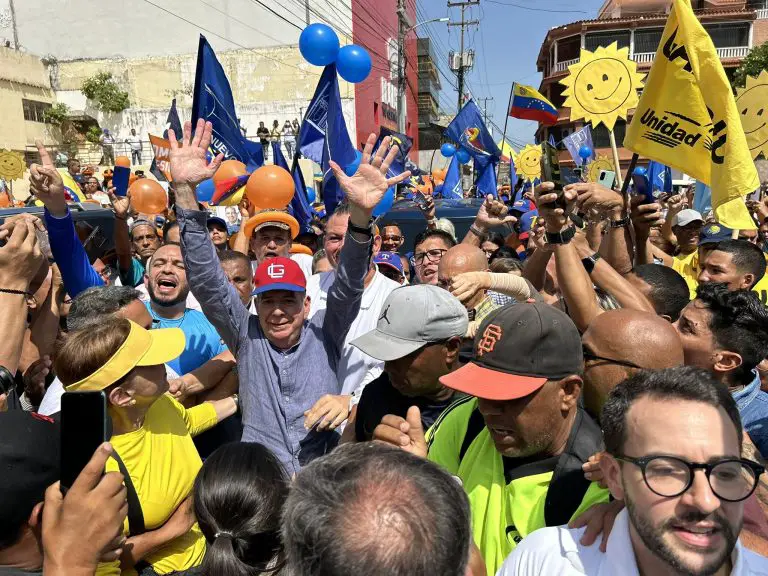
672, 209, 703, 227
351, 285, 469, 362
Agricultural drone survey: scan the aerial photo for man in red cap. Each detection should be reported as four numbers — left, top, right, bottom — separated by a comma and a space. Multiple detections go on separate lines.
170, 120, 410, 474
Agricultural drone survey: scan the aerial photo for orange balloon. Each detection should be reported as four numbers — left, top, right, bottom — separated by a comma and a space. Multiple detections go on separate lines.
0, 194, 9, 208
128, 174, 139, 186
115, 156, 131, 168
213, 159, 247, 186
432, 168, 447, 182
246, 165, 294, 209
129, 179, 167, 215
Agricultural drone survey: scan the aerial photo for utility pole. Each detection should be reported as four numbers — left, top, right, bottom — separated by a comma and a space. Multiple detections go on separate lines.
396, 0, 413, 133
448, 0, 479, 111
477, 96, 494, 126
305, 0, 310, 25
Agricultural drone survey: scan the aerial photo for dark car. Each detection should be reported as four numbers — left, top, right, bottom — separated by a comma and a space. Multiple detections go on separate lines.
380, 197, 484, 252
0, 202, 116, 263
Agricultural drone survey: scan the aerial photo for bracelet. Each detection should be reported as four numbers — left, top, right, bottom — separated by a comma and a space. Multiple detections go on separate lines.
469, 225, 484, 237
0, 288, 33, 298
348, 219, 374, 237
610, 216, 631, 229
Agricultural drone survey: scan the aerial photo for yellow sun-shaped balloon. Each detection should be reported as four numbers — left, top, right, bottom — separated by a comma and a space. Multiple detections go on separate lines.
585, 155, 615, 183
0, 149, 25, 181
560, 42, 645, 132
514, 144, 542, 183
736, 70, 768, 160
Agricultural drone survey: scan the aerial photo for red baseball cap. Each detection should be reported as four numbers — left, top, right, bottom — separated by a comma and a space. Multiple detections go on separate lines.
252, 257, 306, 295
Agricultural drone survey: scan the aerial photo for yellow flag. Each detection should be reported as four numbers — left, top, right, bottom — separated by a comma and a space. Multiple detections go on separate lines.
624, 0, 757, 230
60, 170, 87, 203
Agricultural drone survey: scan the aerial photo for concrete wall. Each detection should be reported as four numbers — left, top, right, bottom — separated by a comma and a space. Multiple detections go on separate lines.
0, 47, 58, 151
753, 18, 768, 47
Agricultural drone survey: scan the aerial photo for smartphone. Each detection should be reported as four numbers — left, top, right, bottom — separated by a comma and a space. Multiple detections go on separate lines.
598, 170, 616, 190
632, 173, 653, 204
112, 165, 131, 197
540, 142, 567, 209
412, 191, 429, 210
60, 391, 108, 492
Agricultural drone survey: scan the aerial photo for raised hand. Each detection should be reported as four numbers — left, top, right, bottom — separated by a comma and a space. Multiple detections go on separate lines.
107, 187, 131, 220
168, 119, 224, 188
372, 406, 428, 459
29, 140, 68, 217
535, 181, 577, 233
329, 133, 411, 217
474, 195, 517, 231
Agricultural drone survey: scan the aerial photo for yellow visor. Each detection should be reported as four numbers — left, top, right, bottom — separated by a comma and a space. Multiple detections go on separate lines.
66, 320, 185, 391
244, 210, 300, 240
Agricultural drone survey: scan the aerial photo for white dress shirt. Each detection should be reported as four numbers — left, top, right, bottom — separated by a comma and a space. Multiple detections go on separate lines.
497, 508, 768, 576
307, 267, 400, 398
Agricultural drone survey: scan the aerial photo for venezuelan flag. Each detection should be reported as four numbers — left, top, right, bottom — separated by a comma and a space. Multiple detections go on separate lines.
508, 83, 558, 126
60, 171, 87, 202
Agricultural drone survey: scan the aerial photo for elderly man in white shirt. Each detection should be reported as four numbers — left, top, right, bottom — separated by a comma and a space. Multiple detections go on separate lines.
498, 366, 768, 576
303, 202, 400, 431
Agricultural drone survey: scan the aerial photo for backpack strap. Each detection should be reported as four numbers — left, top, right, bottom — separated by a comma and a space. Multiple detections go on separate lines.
459, 407, 486, 461
111, 449, 146, 536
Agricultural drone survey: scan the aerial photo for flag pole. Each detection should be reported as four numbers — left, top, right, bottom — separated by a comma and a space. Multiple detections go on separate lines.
608, 129, 624, 190
496, 82, 516, 182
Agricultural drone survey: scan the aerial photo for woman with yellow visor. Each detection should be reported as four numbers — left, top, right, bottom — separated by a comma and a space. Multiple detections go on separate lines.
54, 317, 238, 576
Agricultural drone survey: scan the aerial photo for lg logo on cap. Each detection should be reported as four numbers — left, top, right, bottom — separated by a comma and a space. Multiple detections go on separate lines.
267, 263, 285, 279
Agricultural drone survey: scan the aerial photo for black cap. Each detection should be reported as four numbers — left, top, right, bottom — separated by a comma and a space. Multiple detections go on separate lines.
0, 411, 60, 538
440, 301, 583, 400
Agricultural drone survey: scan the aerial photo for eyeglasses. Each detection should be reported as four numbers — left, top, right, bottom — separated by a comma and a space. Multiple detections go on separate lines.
615, 454, 764, 502
414, 248, 447, 265
582, 345, 643, 370
382, 235, 403, 243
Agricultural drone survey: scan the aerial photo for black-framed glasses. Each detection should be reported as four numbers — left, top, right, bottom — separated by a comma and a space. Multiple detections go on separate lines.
582, 345, 643, 370
414, 248, 447, 265
615, 454, 764, 502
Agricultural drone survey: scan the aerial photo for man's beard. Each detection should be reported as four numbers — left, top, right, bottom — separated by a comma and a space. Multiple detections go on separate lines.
147, 281, 189, 308
624, 483, 739, 576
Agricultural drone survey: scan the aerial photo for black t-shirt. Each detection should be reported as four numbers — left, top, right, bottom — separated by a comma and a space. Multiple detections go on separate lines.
256, 127, 270, 141
355, 372, 459, 441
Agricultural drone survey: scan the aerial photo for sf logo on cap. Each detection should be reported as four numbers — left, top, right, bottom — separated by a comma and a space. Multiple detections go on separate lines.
477, 324, 503, 357
267, 263, 285, 279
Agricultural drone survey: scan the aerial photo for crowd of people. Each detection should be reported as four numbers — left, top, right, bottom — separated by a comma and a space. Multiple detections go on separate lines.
2, 118, 768, 576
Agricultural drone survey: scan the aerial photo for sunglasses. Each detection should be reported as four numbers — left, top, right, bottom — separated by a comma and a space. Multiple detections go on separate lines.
582, 345, 643, 370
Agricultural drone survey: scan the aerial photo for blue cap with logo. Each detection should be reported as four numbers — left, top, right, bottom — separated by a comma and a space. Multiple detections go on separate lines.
699, 223, 733, 246
374, 251, 404, 274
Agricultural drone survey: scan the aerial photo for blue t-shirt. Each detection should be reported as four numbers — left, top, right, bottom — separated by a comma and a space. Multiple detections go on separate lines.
733, 370, 768, 459
145, 302, 227, 375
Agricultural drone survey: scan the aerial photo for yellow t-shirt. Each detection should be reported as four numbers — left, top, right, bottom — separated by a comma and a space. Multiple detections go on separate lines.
97, 395, 218, 576
753, 257, 768, 306
672, 250, 700, 300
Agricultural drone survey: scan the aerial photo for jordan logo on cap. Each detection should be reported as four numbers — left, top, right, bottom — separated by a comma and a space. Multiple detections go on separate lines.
379, 305, 392, 325
477, 324, 503, 357
267, 263, 285, 279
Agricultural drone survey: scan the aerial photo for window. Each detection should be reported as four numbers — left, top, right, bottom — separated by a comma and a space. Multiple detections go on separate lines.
549, 83, 567, 108
704, 23, 750, 47
22, 99, 52, 123
584, 31, 630, 51
635, 28, 664, 54
557, 35, 581, 62
591, 120, 626, 148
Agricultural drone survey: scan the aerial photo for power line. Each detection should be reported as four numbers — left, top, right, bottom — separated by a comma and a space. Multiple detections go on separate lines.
484, 0, 587, 13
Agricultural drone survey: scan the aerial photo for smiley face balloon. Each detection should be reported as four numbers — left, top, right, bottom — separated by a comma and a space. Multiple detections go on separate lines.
561, 42, 645, 132
0, 149, 25, 181
586, 155, 616, 183
514, 144, 542, 184
736, 70, 768, 160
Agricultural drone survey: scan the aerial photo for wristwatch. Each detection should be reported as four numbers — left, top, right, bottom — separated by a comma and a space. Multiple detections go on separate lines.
609, 216, 631, 229
581, 253, 602, 274
569, 212, 588, 230
545, 226, 576, 245
348, 218, 375, 237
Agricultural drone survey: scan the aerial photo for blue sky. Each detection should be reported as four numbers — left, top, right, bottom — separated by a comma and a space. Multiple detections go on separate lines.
418, 0, 607, 148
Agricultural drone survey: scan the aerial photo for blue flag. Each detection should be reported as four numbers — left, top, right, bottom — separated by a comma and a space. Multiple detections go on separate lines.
375, 127, 412, 178
475, 157, 498, 198
298, 64, 356, 215
150, 98, 183, 182
562, 125, 594, 166
694, 180, 712, 216
445, 100, 501, 164
442, 156, 463, 200
548, 133, 556, 147
509, 154, 518, 194
191, 35, 260, 169
272, 142, 313, 233
646, 160, 672, 195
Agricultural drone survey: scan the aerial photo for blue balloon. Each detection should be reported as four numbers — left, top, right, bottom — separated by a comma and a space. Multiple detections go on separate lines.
306, 187, 316, 204
336, 45, 372, 83
196, 178, 215, 203
633, 166, 647, 176
441, 143, 456, 157
299, 23, 340, 66
578, 145, 592, 160
456, 148, 471, 164
344, 150, 363, 177
372, 186, 395, 217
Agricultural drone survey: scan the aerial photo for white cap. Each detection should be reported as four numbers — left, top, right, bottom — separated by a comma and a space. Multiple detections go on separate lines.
351, 285, 468, 362
672, 209, 703, 227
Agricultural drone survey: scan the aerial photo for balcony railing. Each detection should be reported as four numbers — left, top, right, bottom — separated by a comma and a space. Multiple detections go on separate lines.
757, 8, 768, 19
552, 46, 748, 74
553, 58, 579, 73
